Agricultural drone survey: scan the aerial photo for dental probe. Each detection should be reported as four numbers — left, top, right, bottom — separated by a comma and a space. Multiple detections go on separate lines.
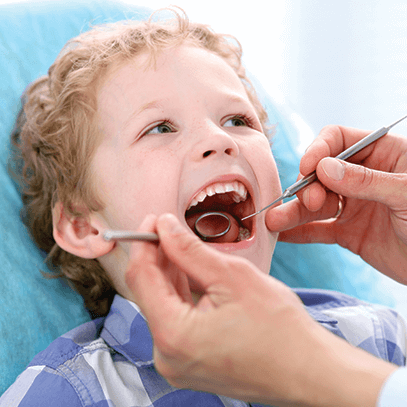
103, 230, 159, 242
241, 114, 407, 221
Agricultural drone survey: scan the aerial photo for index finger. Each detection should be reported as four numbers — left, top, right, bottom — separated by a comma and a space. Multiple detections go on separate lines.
156, 214, 257, 291
266, 190, 341, 233
300, 125, 373, 177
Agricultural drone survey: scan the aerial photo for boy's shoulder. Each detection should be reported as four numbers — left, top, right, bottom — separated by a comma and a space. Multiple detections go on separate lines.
295, 287, 385, 308
295, 288, 407, 366
0, 318, 109, 406
29, 317, 106, 370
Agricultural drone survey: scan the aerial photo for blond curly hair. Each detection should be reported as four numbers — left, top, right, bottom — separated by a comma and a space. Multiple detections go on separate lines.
11, 9, 269, 316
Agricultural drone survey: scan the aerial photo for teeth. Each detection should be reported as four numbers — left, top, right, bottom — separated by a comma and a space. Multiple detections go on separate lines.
215, 184, 226, 194
188, 181, 248, 210
238, 183, 247, 200
196, 191, 207, 202
207, 185, 216, 196
233, 194, 242, 203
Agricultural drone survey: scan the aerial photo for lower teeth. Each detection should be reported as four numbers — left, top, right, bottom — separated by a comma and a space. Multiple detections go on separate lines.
237, 227, 250, 242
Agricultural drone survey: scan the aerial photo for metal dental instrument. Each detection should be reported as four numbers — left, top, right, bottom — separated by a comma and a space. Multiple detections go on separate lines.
103, 230, 159, 242
241, 113, 407, 222
103, 114, 407, 242
103, 212, 231, 242
193, 212, 231, 241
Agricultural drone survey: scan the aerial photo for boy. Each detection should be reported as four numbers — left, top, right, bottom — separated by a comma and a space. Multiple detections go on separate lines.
1, 9, 406, 406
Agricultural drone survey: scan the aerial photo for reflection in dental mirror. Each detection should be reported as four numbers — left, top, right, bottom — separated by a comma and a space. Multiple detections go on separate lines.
193, 212, 239, 242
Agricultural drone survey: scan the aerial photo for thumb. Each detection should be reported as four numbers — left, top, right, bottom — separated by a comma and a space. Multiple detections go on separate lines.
317, 157, 407, 208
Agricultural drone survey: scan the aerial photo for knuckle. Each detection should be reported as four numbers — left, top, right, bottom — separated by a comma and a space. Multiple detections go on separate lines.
398, 174, 407, 194
318, 124, 345, 154
163, 372, 183, 388
303, 126, 339, 170
380, 172, 407, 206
227, 256, 255, 278
235, 256, 254, 270
174, 230, 203, 255
154, 357, 183, 386
358, 166, 375, 189
154, 335, 193, 386
155, 326, 190, 363
320, 124, 340, 135
319, 125, 343, 147
155, 330, 181, 357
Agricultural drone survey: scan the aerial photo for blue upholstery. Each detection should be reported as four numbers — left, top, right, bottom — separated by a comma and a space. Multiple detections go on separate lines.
0, 0, 150, 394
0, 0, 393, 395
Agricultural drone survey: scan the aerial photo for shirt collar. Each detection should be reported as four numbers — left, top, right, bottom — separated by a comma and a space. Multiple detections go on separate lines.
101, 295, 154, 366
305, 307, 338, 324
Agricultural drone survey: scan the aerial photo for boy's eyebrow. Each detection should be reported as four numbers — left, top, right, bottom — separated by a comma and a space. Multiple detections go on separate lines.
122, 99, 166, 131
219, 93, 255, 111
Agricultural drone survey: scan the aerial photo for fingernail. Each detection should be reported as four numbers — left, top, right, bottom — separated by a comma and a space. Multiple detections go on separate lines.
160, 213, 184, 234
304, 142, 313, 154
322, 158, 345, 181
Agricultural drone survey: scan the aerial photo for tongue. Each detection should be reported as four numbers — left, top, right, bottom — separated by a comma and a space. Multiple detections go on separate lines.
186, 211, 240, 243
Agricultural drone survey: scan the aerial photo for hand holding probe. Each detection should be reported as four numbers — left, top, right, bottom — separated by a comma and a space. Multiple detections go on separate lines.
241, 114, 407, 221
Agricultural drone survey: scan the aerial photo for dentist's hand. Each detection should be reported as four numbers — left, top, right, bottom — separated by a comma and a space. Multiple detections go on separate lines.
125, 214, 395, 407
266, 125, 407, 283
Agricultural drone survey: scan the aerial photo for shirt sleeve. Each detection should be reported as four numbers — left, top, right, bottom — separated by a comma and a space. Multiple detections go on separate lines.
0, 366, 84, 407
377, 367, 407, 407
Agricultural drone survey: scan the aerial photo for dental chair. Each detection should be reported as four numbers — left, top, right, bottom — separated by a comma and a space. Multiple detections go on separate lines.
0, 0, 394, 394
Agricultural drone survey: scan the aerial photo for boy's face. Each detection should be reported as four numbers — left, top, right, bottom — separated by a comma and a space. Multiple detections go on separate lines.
91, 45, 282, 293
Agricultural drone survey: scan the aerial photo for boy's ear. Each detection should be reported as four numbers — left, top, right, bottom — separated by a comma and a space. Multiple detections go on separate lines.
52, 202, 114, 259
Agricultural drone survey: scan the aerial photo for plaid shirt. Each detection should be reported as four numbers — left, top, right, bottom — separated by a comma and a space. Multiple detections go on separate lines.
1, 290, 406, 407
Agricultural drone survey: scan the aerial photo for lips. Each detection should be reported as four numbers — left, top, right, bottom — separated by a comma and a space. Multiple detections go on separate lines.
184, 178, 255, 243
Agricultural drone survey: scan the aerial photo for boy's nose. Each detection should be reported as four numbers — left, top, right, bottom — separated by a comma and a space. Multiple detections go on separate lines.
191, 123, 240, 161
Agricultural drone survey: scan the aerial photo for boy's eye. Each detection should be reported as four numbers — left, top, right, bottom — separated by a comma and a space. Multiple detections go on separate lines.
145, 121, 175, 135
223, 115, 250, 128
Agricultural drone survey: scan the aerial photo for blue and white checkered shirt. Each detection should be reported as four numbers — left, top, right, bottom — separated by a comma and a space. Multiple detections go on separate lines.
1, 289, 406, 406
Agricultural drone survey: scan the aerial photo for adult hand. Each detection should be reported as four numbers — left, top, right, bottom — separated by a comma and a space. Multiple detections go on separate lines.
266, 125, 407, 283
125, 213, 396, 407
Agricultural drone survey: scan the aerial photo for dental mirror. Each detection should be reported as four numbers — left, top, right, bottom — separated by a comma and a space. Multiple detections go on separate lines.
193, 212, 232, 241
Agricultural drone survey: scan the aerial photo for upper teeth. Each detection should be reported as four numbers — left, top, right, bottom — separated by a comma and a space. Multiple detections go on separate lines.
188, 181, 248, 210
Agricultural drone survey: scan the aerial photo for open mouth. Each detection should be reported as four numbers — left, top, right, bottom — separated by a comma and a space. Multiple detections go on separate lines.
185, 181, 255, 243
